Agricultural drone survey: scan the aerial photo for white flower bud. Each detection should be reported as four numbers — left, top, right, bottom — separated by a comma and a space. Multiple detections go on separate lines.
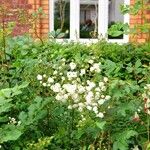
48, 77, 54, 83
72, 104, 78, 108
43, 74, 46, 78
88, 59, 94, 64
93, 106, 98, 113
78, 85, 85, 94
53, 70, 58, 75
63, 94, 69, 100
90, 67, 94, 72
72, 93, 78, 100
101, 95, 105, 98
78, 107, 83, 112
104, 77, 108, 82
98, 99, 105, 105
37, 74, 42, 80
78, 103, 84, 107
61, 77, 65, 81
55, 94, 62, 101
68, 105, 72, 109
105, 95, 111, 100
97, 112, 104, 118
87, 105, 92, 110
99, 82, 104, 87
69, 62, 76, 70
80, 69, 86, 76
42, 83, 47, 87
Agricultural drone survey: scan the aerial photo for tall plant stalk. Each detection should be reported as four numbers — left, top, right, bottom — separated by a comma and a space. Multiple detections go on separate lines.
2, 18, 6, 63
58, 0, 66, 31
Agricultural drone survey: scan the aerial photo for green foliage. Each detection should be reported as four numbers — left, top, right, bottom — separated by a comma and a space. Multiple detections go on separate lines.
108, 0, 150, 42
0, 83, 28, 144
0, 34, 150, 149
19, 96, 50, 126
48, 29, 67, 39
112, 130, 138, 150
27, 137, 53, 150
108, 22, 129, 37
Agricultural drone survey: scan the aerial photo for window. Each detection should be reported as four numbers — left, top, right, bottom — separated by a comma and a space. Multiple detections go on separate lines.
53, 0, 70, 38
49, 0, 130, 42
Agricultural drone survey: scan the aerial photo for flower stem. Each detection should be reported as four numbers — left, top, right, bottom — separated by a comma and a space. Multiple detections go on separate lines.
147, 114, 150, 142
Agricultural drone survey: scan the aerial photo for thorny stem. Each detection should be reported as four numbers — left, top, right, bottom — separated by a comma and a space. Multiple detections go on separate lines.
33, 21, 44, 45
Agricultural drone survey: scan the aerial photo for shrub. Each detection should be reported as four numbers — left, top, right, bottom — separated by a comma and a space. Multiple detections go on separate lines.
0, 36, 150, 149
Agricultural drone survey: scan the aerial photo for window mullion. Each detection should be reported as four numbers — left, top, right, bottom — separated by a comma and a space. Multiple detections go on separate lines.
70, 0, 80, 40
98, 0, 108, 39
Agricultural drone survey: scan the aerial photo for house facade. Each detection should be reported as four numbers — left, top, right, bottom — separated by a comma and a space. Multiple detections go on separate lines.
1, 0, 150, 43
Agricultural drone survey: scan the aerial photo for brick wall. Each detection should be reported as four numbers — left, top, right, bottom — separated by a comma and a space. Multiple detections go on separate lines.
28, 0, 49, 38
130, 0, 150, 42
0, 0, 32, 36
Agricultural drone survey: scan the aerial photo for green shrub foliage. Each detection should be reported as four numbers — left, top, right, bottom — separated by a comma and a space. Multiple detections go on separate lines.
0, 36, 150, 149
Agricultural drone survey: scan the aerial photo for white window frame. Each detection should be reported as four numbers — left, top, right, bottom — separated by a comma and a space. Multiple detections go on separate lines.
49, 0, 130, 43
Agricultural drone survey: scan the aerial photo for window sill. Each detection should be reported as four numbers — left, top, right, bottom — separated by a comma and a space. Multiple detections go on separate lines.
49, 37, 129, 44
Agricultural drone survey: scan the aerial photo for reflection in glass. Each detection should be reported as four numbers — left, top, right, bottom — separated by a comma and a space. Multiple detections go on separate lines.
80, 0, 98, 38
108, 0, 124, 39
54, 0, 70, 38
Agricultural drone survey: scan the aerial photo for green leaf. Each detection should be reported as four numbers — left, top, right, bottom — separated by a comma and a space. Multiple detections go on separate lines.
108, 22, 129, 37
0, 88, 12, 98
96, 121, 106, 130
0, 125, 22, 143
135, 59, 142, 68
0, 103, 13, 114
0, 98, 12, 106
113, 141, 128, 150
146, 143, 150, 150
0, 116, 8, 123
75, 129, 85, 139
112, 130, 138, 150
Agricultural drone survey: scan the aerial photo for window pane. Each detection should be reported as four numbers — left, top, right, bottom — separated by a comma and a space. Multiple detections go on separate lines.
80, 0, 98, 38
108, 0, 124, 39
54, 0, 70, 38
